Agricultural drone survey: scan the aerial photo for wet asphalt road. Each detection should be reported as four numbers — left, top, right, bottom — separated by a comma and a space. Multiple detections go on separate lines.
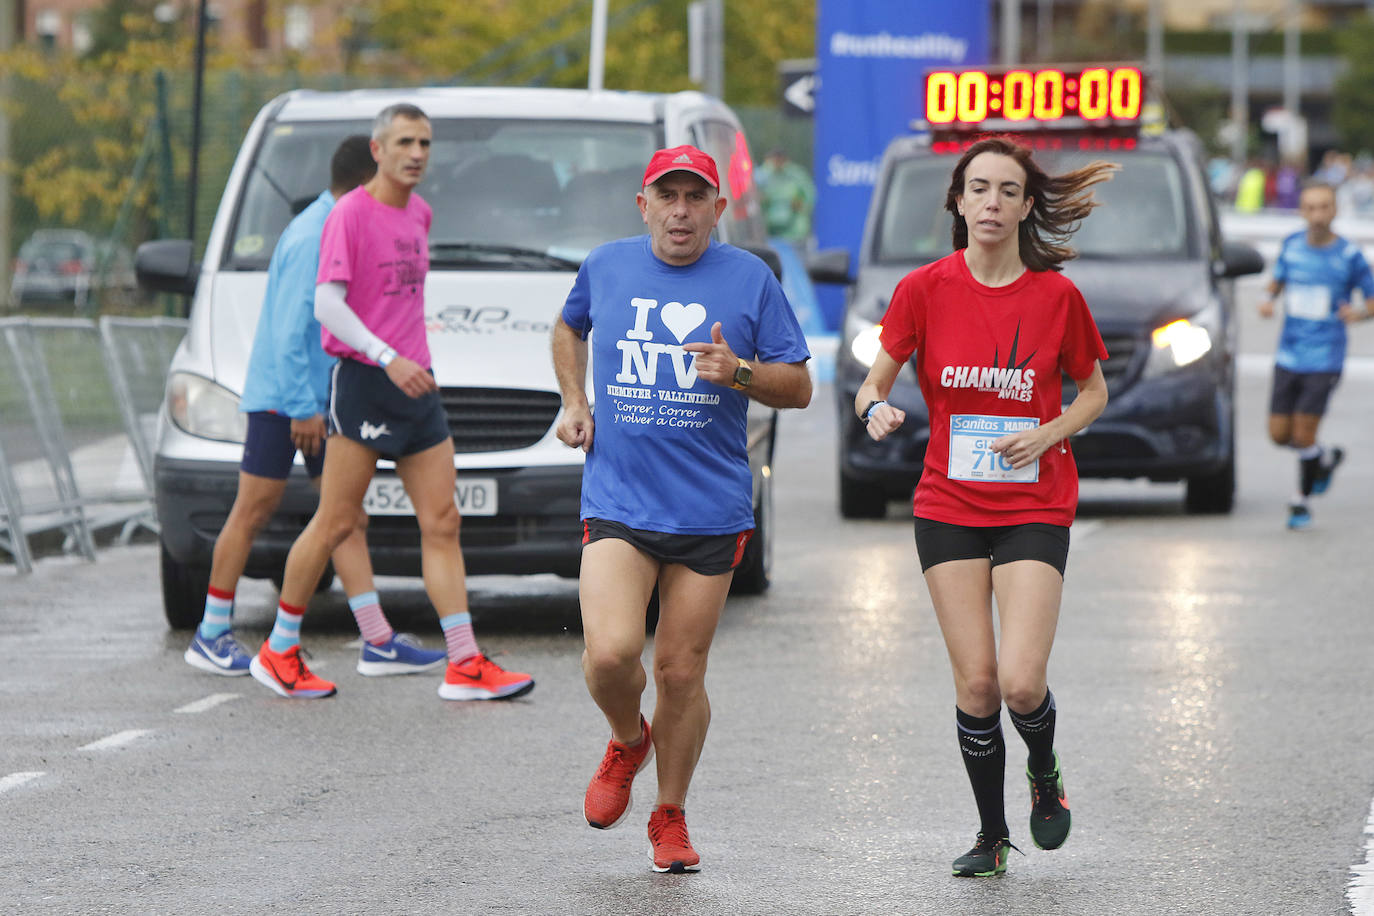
4, 275, 1374, 914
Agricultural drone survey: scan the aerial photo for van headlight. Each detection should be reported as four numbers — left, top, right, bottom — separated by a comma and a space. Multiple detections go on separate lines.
846, 315, 884, 368
1145, 318, 1212, 375
166, 372, 247, 443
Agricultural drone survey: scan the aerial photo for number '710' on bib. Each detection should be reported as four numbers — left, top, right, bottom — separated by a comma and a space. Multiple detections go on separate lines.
948, 414, 1040, 484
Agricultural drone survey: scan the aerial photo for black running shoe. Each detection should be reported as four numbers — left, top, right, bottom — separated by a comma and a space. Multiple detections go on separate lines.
1027, 751, 1071, 850
1312, 446, 1344, 495
952, 833, 1018, 877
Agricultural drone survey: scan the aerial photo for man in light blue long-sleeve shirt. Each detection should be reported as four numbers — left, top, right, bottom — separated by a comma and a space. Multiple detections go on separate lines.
184, 135, 446, 679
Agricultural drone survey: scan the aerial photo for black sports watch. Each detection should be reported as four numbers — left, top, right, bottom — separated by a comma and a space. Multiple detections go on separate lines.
731, 358, 753, 390
860, 399, 886, 423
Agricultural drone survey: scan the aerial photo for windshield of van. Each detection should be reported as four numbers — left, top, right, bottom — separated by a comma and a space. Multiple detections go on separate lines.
872, 148, 1192, 264
224, 119, 658, 270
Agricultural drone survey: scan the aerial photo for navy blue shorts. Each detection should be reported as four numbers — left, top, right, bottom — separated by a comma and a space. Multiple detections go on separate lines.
328, 358, 450, 459
240, 411, 326, 480
582, 518, 753, 577
914, 516, 1070, 576
1269, 365, 1341, 417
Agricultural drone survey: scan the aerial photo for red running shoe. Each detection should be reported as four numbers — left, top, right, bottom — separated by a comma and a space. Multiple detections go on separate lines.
250, 644, 336, 699
437, 653, 535, 701
648, 804, 700, 873
584, 715, 652, 829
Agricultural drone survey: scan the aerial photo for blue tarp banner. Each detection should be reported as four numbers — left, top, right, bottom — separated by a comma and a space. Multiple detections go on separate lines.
813, 2, 988, 328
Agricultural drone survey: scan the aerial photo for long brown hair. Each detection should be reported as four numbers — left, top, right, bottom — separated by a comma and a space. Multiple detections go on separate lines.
945, 136, 1117, 272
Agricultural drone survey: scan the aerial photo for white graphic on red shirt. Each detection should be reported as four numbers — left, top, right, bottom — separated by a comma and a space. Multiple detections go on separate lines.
940, 365, 1036, 402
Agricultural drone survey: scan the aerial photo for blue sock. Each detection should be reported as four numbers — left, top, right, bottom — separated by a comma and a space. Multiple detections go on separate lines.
267, 601, 305, 653
198, 586, 234, 639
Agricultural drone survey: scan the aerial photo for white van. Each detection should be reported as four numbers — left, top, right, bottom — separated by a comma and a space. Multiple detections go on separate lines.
138, 87, 784, 628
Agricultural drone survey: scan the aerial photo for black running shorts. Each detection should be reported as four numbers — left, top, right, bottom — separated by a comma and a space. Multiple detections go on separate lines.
1268, 365, 1341, 418
240, 411, 326, 480
582, 518, 753, 577
328, 358, 450, 459
914, 516, 1070, 576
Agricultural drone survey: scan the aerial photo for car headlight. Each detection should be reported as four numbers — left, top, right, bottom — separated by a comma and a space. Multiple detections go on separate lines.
166, 371, 246, 443
846, 314, 884, 368
1145, 318, 1212, 374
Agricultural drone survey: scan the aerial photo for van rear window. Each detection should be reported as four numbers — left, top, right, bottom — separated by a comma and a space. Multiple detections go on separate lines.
224, 118, 658, 271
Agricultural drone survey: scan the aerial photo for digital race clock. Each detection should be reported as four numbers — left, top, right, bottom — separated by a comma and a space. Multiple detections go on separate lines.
924, 65, 1145, 127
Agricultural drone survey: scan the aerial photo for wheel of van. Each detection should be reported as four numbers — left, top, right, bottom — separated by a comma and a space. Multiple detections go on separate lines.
839, 468, 887, 519
269, 562, 335, 596
730, 468, 773, 595
160, 540, 210, 630
1185, 457, 1235, 514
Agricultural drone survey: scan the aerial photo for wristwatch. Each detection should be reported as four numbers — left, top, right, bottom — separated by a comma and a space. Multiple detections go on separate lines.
731, 358, 753, 390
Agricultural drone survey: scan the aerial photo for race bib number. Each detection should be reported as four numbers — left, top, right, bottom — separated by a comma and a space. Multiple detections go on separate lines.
948, 414, 1039, 483
1285, 284, 1333, 321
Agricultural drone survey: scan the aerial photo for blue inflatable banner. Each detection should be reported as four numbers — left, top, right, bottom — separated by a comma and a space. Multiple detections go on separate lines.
813, 1, 988, 328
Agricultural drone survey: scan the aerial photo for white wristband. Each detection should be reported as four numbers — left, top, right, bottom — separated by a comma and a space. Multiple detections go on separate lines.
862, 400, 887, 424
377, 346, 397, 368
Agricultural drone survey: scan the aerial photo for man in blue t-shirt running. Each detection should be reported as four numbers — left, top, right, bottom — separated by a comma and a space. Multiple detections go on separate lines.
1260, 180, 1374, 529
551, 145, 811, 873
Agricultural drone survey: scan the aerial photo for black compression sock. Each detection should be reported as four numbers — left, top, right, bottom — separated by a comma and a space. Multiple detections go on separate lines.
1008, 690, 1057, 774
1300, 453, 1322, 497
956, 707, 1007, 839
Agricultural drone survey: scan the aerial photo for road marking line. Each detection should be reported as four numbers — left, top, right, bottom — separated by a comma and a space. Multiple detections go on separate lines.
78, 729, 152, 751
0, 772, 44, 794
1349, 797, 1374, 915
174, 693, 240, 715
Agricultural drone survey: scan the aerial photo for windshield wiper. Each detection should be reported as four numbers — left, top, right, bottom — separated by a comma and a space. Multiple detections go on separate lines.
429, 241, 580, 271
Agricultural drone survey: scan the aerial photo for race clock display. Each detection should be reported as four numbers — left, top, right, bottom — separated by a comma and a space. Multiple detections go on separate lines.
925, 65, 1145, 126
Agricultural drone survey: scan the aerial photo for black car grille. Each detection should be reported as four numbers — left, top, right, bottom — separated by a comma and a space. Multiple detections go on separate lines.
1099, 333, 1140, 384
1063, 332, 1140, 400
441, 387, 562, 453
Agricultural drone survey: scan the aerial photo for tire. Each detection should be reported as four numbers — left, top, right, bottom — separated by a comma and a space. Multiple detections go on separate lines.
270, 562, 335, 595
160, 540, 209, 631
1185, 457, 1235, 514
839, 468, 887, 519
730, 467, 772, 595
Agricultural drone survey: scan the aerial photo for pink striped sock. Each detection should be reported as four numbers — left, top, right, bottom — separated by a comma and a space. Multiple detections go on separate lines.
348, 591, 394, 646
439, 612, 479, 664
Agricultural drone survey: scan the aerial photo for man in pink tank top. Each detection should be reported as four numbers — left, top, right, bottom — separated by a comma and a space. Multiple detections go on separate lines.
249, 102, 535, 702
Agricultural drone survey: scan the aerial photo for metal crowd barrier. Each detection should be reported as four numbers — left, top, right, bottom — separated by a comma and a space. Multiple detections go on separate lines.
0, 315, 187, 572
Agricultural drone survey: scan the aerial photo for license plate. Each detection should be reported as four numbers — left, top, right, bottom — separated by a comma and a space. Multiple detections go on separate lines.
363, 477, 498, 516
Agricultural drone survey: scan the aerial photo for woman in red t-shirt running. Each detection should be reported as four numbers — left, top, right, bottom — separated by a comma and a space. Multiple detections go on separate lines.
855, 137, 1114, 877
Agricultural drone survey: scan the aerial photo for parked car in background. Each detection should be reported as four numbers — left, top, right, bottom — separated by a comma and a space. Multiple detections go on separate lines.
9, 229, 139, 311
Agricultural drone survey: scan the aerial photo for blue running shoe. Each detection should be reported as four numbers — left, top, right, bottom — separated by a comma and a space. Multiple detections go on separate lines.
1287, 503, 1312, 531
356, 632, 447, 676
184, 631, 252, 676
1312, 446, 1344, 495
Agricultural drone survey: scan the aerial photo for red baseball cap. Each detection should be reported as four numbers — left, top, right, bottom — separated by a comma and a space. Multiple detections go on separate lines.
642, 145, 720, 190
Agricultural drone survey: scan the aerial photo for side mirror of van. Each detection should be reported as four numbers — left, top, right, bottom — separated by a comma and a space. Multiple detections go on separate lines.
740, 244, 784, 281
1215, 240, 1265, 279
807, 247, 851, 285
136, 240, 199, 297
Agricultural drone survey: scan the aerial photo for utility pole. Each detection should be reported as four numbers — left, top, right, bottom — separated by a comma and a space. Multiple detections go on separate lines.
688, 0, 723, 99
1282, 0, 1300, 121
588, 0, 607, 91
0, 0, 15, 306
1001, 0, 1020, 66
1147, 0, 1163, 89
1230, 0, 1249, 166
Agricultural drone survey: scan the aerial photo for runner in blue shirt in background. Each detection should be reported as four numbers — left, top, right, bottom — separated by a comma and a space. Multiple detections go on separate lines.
184, 135, 446, 677
552, 146, 812, 874
1259, 180, 1374, 530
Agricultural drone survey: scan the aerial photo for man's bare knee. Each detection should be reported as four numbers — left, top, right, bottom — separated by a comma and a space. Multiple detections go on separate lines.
417, 502, 461, 541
